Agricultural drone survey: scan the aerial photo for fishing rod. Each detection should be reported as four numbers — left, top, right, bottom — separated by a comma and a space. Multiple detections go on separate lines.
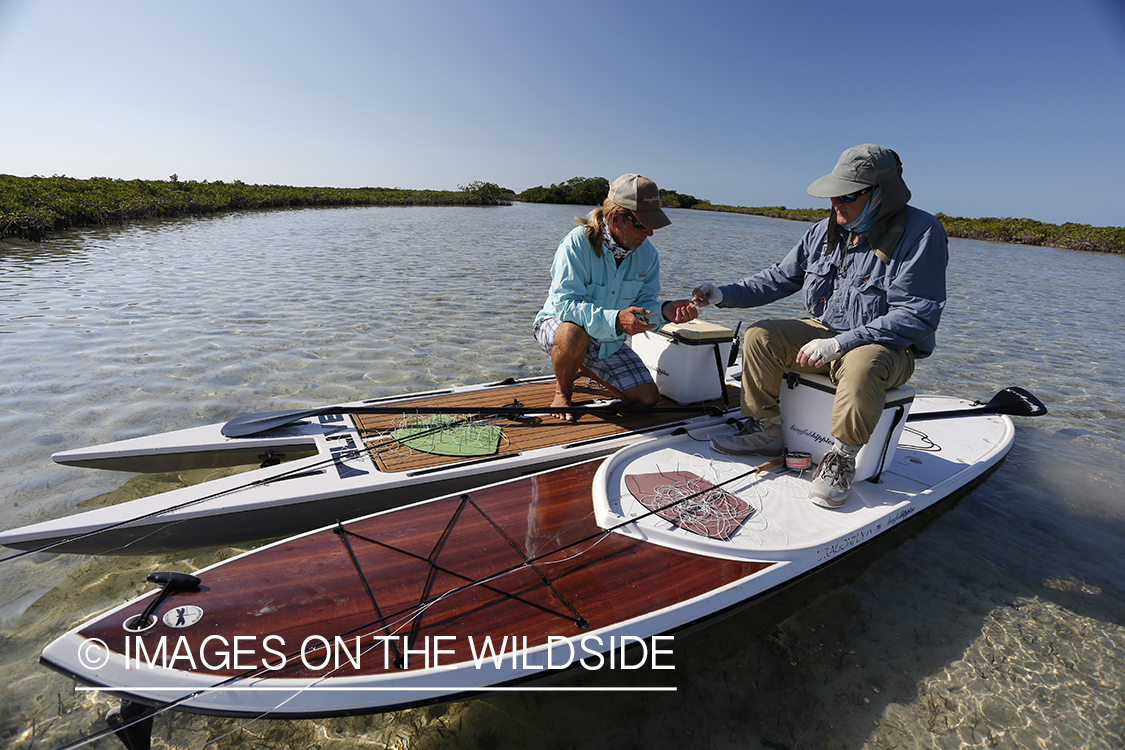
3, 386, 1045, 561
221, 401, 725, 437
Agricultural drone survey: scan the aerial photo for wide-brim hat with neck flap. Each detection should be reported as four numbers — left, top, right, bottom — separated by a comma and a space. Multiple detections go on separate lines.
608, 174, 671, 229
807, 144, 904, 198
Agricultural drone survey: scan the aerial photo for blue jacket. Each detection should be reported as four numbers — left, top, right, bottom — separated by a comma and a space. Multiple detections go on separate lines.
716, 207, 948, 357
535, 225, 667, 359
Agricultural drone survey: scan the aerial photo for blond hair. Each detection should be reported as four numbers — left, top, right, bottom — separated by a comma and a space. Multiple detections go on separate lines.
574, 199, 627, 258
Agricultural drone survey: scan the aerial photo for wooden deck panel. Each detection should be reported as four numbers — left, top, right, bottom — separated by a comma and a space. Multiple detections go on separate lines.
82, 461, 770, 678
355, 381, 737, 473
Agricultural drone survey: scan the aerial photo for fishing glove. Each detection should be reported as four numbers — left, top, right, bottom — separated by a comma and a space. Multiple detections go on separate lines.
798, 338, 842, 367
692, 283, 723, 306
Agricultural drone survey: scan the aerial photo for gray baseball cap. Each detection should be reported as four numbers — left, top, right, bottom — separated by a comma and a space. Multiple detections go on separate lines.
608, 174, 671, 229
807, 144, 903, 198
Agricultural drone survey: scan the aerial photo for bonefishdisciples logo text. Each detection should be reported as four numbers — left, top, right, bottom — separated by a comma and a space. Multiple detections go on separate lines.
113, 634, 674, 672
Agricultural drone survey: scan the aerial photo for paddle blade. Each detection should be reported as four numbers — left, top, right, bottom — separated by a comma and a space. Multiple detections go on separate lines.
907, 387, 1047, 422
987, 387, 1048, 417
221, 408, 331, 437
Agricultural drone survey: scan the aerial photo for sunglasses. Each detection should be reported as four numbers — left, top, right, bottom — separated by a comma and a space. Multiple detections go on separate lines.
836, 186, 875, 203
621, 210, 646, 230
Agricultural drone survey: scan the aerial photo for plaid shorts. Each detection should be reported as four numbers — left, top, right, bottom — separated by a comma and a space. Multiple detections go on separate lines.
534, 317, 654, 393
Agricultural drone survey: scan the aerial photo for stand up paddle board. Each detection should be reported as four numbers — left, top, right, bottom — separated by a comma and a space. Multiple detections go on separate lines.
2, 375, 736, 555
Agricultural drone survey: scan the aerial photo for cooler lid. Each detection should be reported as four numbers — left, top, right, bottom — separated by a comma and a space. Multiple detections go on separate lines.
662, 319, 735, 343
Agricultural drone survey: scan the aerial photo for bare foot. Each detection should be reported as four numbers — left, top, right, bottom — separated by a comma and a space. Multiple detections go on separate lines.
549, 392, 577, 422
577, 366, 624, 400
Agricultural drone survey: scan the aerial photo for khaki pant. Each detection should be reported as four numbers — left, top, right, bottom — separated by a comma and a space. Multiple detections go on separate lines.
740, 318, 915, 447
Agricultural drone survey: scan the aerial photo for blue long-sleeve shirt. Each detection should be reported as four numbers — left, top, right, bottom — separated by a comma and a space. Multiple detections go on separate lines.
535, 225, 667, 359
716, 206, 948, 357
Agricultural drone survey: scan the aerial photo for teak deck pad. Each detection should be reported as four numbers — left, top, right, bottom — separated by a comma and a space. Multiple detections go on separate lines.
355, 381, 737, 474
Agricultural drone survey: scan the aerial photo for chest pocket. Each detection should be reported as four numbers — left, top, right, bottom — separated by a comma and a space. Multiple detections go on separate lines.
848, 276, 889, 322
612, 278, 645, 308
802, 259, 837, 317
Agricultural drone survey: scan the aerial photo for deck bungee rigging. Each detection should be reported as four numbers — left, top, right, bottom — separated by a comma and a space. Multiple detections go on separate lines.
336, 454, 785, 644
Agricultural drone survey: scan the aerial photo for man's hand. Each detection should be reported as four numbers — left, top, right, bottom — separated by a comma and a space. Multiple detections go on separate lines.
692, 283, 723, 307
617, 307, 655, 335
661, 299, 699, 324
797, 338, 842, 368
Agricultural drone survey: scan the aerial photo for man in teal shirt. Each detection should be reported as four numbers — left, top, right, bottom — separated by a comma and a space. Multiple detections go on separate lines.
534, 174, 698, 421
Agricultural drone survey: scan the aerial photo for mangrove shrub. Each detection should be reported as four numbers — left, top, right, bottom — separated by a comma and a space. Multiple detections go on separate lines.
0, 175, 512, 241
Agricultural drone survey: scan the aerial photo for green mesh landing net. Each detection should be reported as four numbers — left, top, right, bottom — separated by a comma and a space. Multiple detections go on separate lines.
390, 415, 503, 457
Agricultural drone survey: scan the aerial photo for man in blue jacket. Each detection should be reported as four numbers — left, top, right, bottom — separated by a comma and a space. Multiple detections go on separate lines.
535, 174, 698, 421
693, 145, 948, 508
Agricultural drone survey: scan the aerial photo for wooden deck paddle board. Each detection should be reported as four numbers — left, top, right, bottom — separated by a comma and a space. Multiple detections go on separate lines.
1, 376, 737, 555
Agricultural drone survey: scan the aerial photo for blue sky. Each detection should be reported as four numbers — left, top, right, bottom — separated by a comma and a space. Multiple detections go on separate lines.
1, 0, 1123, 227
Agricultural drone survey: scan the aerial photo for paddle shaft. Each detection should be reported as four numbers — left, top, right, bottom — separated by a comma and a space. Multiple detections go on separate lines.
907, 405, 998, 422
222, 403, 726, 437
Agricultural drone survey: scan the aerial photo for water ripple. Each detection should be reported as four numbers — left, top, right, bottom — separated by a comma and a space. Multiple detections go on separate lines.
1, 204, 1122, 749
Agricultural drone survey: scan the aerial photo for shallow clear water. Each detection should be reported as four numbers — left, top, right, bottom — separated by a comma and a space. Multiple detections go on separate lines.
0, 204, 1122, 749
